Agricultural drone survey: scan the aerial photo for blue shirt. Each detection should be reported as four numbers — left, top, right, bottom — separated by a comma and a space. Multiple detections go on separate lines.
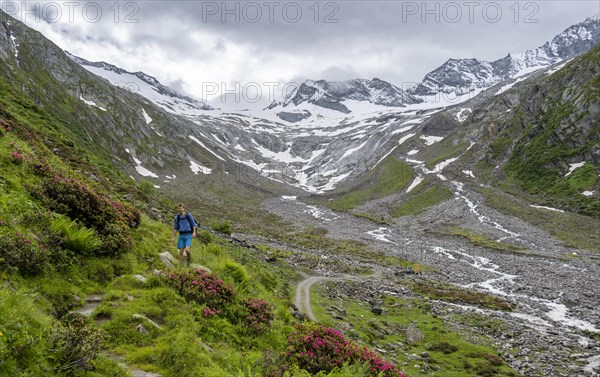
173, 212, 197, 234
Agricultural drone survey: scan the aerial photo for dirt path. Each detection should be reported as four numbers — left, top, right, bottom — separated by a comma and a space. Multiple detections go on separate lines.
295, 276, 332, 321
295, 274, 367, 321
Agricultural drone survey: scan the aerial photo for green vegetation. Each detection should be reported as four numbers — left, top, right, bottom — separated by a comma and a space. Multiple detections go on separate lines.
434, 227, 526, 254
310, 282, 519, 377
423, 139, 468, 170
501, 47, 600, 218
210, 219, 233, 235
326, 156, 414, 211
0, 100, 412, 376
409, 281, 516, 311
478, 186, 600, 252
390, 183, 453, 217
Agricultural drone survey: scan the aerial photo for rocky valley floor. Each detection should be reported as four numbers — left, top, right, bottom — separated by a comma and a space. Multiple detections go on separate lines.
248, 183, 600, 377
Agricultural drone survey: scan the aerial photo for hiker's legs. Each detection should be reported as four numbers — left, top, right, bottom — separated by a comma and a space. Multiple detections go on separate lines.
185, 246, 192, 265
178, 247, 185, 266
177, 235, 192, 266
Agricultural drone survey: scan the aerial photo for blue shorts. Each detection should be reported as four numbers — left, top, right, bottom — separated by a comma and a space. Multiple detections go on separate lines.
177, 234, 193, 249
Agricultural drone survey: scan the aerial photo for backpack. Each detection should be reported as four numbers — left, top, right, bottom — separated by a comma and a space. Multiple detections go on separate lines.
176, 212, 195, 231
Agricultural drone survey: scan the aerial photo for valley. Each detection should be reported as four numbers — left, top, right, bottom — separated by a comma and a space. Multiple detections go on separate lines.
1, 7, 599, 377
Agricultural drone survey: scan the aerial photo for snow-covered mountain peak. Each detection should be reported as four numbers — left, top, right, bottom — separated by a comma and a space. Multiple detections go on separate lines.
267, 78, 423, 118
409, 16, 600, 97
66, 52, 213, 115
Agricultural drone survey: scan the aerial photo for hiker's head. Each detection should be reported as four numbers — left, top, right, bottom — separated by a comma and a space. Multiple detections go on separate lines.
177, 203, 185, 214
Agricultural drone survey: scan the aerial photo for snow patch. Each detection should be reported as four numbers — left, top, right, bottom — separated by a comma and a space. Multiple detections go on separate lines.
281, 196, 297, 201
303, 205, 339, 222
341, 140, 368, 160
455, 108, 471, 123
426, 157, 458, 174
142, 109, 152, 124
79, 95, 107, 111
188, 135, 225, 161
406, 175, 424, 193
565, 162, 585, 177
372, 146, 397, 169
530, 205, 565, 213
135, 165, 158, 178
398, 133, 415, 145
420, 135, 444, 146
546, 62, 569, 76
9, 33, 18, 59
366, 228, 396, 244
407, 149, 419, 156
495, 77, 525, 95
462, 170, 475, 178
582, 190, 595, 197
190, 161, 212, 175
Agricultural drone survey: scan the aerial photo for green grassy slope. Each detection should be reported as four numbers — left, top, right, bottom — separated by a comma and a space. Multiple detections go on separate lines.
316, 155, 414, 212
0, 95, 412, 376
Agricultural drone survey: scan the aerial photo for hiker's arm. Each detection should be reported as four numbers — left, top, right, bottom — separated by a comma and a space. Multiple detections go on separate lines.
171, 229, 177, 245
190, 214, 198, 237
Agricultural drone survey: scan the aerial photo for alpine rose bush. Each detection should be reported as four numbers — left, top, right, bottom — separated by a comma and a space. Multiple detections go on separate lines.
266, 324, 406, 377
164, 269, 235, 309
240, 297, 274, 334
30, 170, 141, 255
0, 230, 49, 275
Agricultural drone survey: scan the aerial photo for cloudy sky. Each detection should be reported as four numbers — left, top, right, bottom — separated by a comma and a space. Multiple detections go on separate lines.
6, 0, 599, 106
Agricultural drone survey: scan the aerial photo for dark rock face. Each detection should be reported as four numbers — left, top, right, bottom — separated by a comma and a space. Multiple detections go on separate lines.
277, 110, 312, 123
421, 113, 461, 137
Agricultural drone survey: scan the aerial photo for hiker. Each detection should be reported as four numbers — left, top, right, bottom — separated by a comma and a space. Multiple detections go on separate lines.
171, 203, 198, 266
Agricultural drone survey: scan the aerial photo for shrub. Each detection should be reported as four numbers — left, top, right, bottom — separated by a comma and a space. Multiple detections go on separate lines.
223, 261, 249, 287
48, 316, 104, 374
266, 324, 406, 377
10, 152, 24, 165
427, 341, 459, 354
31, 173, 141, 255
164, 269, 235, 309
210, 220, 232, 235
484, 353, 504, 366
198, 230, 213, 244
138, 179, 154, 195
0, 229, 49, 276
240, 298, 274, 334
206, 243, 223, 256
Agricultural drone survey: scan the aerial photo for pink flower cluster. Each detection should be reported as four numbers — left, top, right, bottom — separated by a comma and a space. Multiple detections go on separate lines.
202, 307, 221, 318
266, 324, 406, 377
165, 269, 235, 308
0, 230, 49, 276
241, 298, 274, 334
10, 152, 24, 164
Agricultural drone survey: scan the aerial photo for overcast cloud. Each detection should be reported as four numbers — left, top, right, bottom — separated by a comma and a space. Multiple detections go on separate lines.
4, 0, 599, 106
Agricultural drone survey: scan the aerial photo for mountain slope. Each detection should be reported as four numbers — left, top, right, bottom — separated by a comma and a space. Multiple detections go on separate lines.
0, 10, 298, 235
66, 52, 214, 115
409, 16, 600, 97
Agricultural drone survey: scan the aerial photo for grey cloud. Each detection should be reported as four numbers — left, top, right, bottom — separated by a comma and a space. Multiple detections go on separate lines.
13, 0, 600, 90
